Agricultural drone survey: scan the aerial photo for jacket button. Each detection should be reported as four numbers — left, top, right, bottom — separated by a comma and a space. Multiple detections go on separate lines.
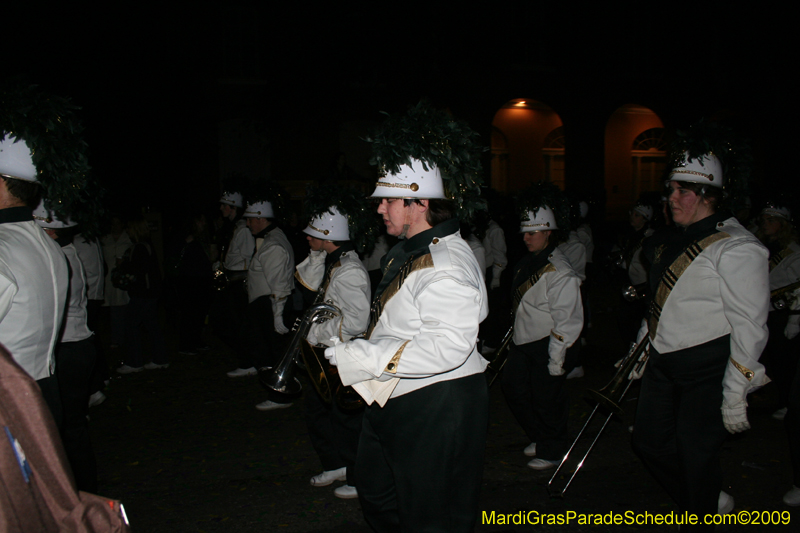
387, 363, 395, 371
432, 238, 439, 244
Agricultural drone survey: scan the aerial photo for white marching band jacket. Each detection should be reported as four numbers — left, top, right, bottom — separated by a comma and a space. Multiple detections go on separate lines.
335, 232, 488, 406
295, 249, 371, 346
224, 219, 255, 271
74, 234, 105, 301
512, 247, 584, 375
247, 226, 294, 304
482, 219, 507, 281
638, 217, 770, 406
557, 230, 587, 282
61, 244, 93, 343
768, 241, 800, 333
627, 228, 654, 286
0, 219, 69, 380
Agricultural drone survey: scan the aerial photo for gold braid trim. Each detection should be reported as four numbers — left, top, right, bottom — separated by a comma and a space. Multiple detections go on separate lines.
294, 270, 316, 292
385, 340, 410, 374
308, 223, 330, 236
366, 254, 434, 338
769, 246, 795, 272
670, 169, 715, 182
375, 181, 420, 192
730, 358, 755, 381
648, 232, 730, 339
512, 263, 556, 312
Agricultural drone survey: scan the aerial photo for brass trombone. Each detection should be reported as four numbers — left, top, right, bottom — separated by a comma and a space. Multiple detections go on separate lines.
547, 335, 650, 497
483, 325, 514, 387
771, 279, 800, 311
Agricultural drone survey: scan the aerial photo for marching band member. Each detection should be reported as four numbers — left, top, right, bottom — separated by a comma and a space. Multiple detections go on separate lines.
630, 149, 769, 529
327, 157, 488, 531
217, 189, 256, 375
232, 194, 295, 406
327, 102, 488, 531
0, 135, 69, 425
753, 202, 800, 506
755, 203, 800, 418
296, 189, 373, 499
501, 183, 583, 470
34, 203, 98, 492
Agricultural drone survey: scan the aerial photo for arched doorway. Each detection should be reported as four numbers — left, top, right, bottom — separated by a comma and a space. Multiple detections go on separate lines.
491, 99, 564, 192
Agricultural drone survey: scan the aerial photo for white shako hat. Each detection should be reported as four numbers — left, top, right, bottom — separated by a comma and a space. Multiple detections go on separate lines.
33, 200, 76, 229
520, 206, 558, 233
243, 200, 274, 219
370, 158, 447, 199
220, 191, 244, 208
303, 206, 349, 241
667, 152, 723, 188
0, 134, 38, 183
761, 203, 791, 221
632, 203, 653, 221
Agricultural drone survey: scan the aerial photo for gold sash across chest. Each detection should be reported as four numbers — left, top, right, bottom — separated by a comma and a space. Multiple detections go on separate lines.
647, 232, 730, 339
769, 246, 795, 272
512, 263, 556, 313
366, 254, 434, 339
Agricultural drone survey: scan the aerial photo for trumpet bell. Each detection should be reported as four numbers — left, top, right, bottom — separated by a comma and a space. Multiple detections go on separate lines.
259, 367, 302, 396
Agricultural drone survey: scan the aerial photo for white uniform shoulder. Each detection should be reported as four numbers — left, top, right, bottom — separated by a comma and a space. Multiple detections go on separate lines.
427, 233, 486, 288
547, 247, 579, 277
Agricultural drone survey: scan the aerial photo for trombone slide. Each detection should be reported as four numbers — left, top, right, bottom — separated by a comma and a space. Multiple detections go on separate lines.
547, 336, 650, 498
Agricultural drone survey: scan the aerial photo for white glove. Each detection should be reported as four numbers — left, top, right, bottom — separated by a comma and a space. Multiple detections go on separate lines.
271, 297, 289, 334
324, 346, 338, 367
721, 398, 750, 434
547, 360, 564, 377
274, 316, 289, 335
785, 322, 800, 340
491, 265, 504, 289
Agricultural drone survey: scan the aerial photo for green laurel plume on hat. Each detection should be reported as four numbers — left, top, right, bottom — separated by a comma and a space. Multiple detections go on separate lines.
247, 181, 290, 224
304, 183, 379, 255
221, 172, 252, 201
516, 180, 571, 232
670, 120, 753, 208
0, 79, 103, 238
365, 100, 487, 221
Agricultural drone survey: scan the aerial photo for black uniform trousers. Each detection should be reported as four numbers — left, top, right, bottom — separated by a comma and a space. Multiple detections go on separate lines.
785, 354, 800, 487
501, 338, 569, 461
238, 295, 275, 370
303, 375, 363, 487
631, 337, 730, 532
355, 373, 488, 533
56, 338, 98, 492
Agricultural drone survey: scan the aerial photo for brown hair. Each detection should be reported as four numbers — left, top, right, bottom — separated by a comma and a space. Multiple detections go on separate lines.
404, 198, 455, 227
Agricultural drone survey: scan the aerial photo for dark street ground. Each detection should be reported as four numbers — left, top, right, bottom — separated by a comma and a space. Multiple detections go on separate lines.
88, 284, 799, 532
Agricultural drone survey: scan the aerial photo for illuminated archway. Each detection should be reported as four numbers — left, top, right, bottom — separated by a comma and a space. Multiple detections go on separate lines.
491, 99, 564, 192
604, 104, 665, 220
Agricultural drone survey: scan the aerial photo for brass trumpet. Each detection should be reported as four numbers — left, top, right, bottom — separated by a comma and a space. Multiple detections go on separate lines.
771, 279, 800, 311
622, 283, 648, 302
260, 302, 340, 397
547, 335, 650, 497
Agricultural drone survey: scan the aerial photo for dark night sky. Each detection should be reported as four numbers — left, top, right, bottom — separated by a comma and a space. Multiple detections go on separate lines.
3, 3, 792, 213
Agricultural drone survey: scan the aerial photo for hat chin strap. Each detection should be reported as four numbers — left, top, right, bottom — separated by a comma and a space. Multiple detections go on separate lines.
398, 224, 411, 240
397, 205, 414, 240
